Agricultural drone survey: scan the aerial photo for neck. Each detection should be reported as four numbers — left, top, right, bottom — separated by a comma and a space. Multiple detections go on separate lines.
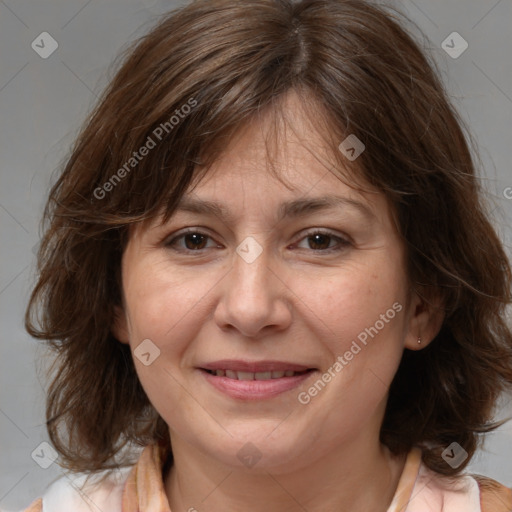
164, 432, 406, 512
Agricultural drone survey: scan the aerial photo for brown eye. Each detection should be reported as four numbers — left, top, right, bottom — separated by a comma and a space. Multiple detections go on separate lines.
307, 233, 333, 251
166, 230, 216, 251
183, 233, 208, 250
295, 230, 351, 253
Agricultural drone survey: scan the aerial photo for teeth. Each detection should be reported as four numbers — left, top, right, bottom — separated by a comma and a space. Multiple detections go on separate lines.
255, 371, 272, 380
209, 369, 305, 380
237, 371, 254, 381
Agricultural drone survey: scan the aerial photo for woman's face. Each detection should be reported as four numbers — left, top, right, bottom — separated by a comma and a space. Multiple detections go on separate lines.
114, 93, 432, 473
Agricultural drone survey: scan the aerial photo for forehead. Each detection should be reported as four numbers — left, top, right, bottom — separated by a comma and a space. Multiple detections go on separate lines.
196, 90, 341, 184
136, 89, 393, 234
183, 95, 383, 221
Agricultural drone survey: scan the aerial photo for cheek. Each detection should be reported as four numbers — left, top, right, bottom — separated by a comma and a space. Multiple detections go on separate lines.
122, 257, 218, 353
291, 264, 407, 434
121, 259, 216, 417
292, 258, 407, 352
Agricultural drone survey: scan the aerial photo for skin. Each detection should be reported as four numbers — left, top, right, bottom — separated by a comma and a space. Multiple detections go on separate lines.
113, 91, 444, 512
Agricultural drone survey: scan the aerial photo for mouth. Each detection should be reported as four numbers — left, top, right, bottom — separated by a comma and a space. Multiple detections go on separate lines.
197, 360, 317, 400
202, 368, 311, 380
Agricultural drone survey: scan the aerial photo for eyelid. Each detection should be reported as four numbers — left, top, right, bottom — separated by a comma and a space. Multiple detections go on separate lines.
295, 228, 352, 244
164, 227, 220, 249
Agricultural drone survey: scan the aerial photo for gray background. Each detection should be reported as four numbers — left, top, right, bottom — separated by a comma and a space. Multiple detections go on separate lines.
1, 0, 511, 509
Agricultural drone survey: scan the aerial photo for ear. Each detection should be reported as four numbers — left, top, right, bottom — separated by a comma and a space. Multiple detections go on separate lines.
404, 287, 445, 351
112, 304, 130, 345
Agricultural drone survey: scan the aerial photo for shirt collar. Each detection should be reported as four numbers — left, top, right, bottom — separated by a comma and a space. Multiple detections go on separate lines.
121, 444, 423, 511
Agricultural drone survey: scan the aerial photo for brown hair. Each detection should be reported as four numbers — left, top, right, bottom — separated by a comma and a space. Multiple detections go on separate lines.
26, 0, 512, 478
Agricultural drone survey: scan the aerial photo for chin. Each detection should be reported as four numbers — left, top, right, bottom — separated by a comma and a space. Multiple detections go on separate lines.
208, 426, 311, 472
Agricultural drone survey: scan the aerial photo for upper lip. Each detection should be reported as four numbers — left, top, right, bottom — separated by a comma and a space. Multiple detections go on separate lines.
199, 360, 315, 373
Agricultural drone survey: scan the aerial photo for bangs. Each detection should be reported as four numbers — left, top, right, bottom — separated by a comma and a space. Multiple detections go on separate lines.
112, 84, 369, 236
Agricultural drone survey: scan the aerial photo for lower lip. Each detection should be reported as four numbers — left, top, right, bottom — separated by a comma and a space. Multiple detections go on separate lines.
199, 369, 316, 400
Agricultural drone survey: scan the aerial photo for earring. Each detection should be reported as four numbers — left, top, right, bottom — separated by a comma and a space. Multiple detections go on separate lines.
417, 337, 422, 344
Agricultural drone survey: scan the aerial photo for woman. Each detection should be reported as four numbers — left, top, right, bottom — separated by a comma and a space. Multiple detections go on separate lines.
23, 0, 512, 510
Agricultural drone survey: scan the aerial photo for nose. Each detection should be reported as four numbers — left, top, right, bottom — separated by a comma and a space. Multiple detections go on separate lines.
213, 243, 293, 339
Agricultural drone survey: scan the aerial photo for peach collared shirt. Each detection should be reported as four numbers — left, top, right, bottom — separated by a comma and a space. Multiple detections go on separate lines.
21, 443, 508, 511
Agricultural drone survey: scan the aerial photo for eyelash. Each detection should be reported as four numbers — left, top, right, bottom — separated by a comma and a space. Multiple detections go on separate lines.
164, 228, 351, 254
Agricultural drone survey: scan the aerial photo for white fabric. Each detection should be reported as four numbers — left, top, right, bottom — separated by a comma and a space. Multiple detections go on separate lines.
39, 467, 130, 512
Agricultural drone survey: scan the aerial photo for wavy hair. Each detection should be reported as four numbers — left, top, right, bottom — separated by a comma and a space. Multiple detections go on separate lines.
26, 0, 512, 477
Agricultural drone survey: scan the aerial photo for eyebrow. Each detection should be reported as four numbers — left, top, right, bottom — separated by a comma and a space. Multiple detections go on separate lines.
173, 194, 376, 223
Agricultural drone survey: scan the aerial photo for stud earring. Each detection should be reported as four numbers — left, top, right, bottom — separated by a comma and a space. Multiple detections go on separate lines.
417, 337, 422, 344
